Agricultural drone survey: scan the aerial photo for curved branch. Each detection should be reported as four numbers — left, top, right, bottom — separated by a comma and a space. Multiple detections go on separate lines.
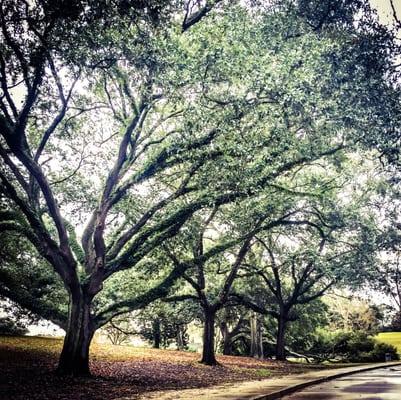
94, 263, 188, 328
182, 0, 223, 32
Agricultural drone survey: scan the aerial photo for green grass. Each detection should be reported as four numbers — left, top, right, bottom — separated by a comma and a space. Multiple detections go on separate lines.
376, 332, 401, 353
252, 368, 272, 378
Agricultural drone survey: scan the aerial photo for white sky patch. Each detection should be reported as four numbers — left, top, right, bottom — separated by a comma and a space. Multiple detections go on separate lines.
370, 0, 401, 26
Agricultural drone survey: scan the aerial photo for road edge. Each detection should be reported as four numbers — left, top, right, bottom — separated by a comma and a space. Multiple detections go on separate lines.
252, 361, 401, 400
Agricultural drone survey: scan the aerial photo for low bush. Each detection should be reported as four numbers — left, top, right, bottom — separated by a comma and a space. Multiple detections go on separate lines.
308, 330, 399, 362
368, 342, 399, 362
0, 317, 28, 336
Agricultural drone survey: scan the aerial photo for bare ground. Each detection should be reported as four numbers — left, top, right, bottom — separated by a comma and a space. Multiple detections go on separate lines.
0, 336, 331, 400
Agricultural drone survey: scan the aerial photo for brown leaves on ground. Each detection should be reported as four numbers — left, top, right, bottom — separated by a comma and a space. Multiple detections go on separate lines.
0, 336, 327, 400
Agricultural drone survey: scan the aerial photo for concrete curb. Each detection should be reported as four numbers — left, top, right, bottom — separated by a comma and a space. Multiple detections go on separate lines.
252, 361, 401, 400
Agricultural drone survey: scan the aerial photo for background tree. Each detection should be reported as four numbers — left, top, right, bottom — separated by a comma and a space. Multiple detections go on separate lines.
134, 301, 199, 349
163, 193, 336, 364
164, 209, 255, 365
326, 295, 384, 334
233, 201, 374, 361
217, 305, 249, 356
284, 299, 328, 360
364, 174, 401, 327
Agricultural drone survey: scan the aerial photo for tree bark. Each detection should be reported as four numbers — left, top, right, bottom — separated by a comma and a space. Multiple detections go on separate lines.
176, 324, 186, 350
152, 319, 161, 349
276, 315, 287, 361
250, 312, 263, 358
201, 307, 217, 365
220, 320, 232, 355
57, 294, 94, 376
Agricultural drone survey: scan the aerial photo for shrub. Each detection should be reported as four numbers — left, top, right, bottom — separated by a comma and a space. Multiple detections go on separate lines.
307, 330, 336, 362
0, 317, 29, 336
345, 331, 375, 361
368, 342, 399, 362
307, 330, 400, 363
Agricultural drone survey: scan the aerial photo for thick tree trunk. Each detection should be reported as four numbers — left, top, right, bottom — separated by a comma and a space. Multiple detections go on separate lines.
57, 294, 95, 376
201, 308, 217, 365
276, 316, 287, 361
250, 312, 263, 359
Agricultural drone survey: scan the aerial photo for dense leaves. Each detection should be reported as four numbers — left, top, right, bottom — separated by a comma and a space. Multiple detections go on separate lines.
1, 0, 400, 376
307, 330, 399, 363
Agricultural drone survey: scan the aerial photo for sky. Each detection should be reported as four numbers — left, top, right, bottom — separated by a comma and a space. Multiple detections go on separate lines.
370, 0, 401, 26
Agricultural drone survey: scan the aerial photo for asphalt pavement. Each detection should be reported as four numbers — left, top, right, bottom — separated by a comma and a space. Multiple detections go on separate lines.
283, 366, 401, 400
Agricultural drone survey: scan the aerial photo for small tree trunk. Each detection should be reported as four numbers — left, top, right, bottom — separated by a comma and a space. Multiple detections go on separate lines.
220, 321, 232, 355
176, 325, 185, 350
57, 294, 94, 376
201, 307, 217, 365
152, 319, 161, 349
276, 315, 287, 361
250, 312, 263, 358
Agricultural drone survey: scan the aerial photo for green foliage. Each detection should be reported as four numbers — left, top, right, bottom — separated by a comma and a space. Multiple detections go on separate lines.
253, 368, 271, 378
0, 316, 28, 336
1, 0, 400, 374
135, 301, 199, 349
369, 342, 399, 362
344, 331, 376, 361
308, 330, 399, 363
391, 312, 401, 331
0, 232, 68, 328
326, 296, 384, 335
286, 300, 328, 351
101, 315, 136, 346
376, 332, 401, 354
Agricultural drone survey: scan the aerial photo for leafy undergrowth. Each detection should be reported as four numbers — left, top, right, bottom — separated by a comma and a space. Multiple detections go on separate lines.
0, 336, 329, 400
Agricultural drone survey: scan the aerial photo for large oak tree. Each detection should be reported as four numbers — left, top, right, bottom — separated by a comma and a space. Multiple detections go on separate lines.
0, 0, 398, 375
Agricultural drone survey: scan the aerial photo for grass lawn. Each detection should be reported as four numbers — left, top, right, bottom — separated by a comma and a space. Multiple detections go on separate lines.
376, 332, 401, 353
0, 336, 334, 400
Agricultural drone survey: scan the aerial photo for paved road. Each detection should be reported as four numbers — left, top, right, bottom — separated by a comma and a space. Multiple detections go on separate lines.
283, 366, 401, 400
